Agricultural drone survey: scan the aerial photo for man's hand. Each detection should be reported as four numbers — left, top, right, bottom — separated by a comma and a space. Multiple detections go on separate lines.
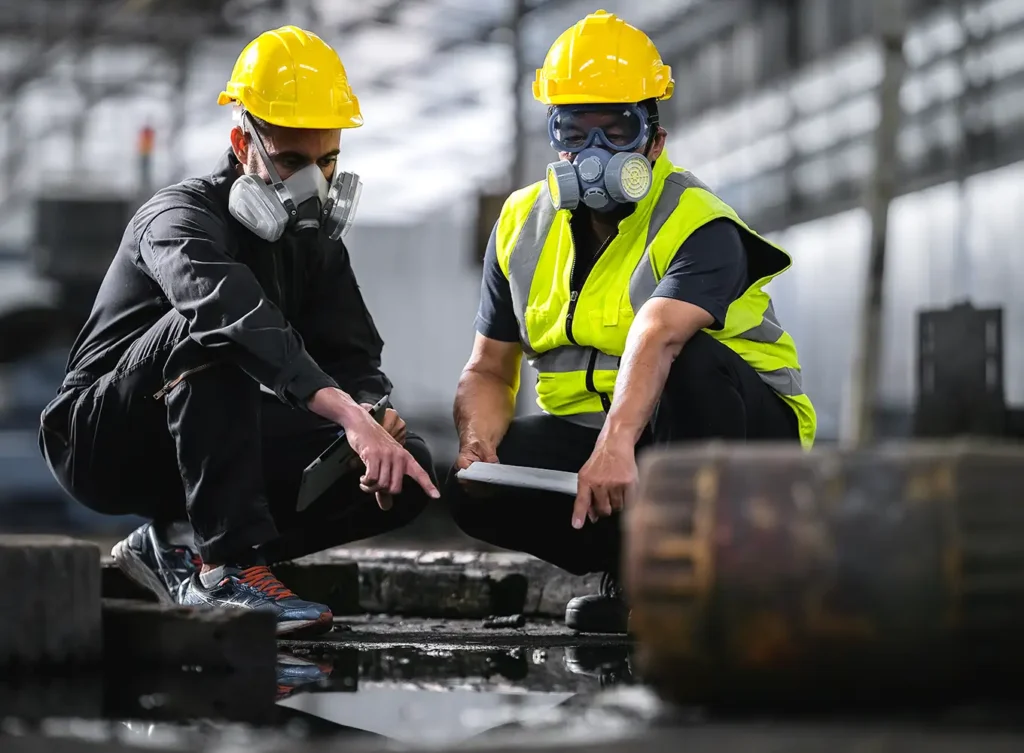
454, 439, 499, 498
308, 387, 438, 509
362, 404, 406, 445
346, 410, 439, 508
454, 439, 499, 471
572, 437, 638, 529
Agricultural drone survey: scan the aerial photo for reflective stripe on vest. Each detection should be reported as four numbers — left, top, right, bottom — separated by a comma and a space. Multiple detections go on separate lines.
506, 169, 808, 429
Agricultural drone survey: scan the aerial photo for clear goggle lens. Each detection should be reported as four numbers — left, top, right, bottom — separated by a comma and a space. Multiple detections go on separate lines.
548, 104, 649, 154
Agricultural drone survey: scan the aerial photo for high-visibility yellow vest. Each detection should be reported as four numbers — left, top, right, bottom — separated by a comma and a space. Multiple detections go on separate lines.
494, 153, 817, 449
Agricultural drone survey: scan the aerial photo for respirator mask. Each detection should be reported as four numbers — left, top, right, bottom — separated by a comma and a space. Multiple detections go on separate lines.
544, 103, 655, 213
228, 112, 362, 242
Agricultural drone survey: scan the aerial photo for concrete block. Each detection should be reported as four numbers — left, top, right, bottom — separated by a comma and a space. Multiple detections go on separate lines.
625, 440, 1024, 708
101, 598, 276, 670
327, 549, 599, 618
0, 536, 101, 668
0, 674, 103, 721
101, 563, 156, 602
104, 666, 278, 723
274, 559, 360, 616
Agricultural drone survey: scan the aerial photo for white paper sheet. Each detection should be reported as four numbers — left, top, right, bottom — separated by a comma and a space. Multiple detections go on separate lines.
455, 462, 578, 496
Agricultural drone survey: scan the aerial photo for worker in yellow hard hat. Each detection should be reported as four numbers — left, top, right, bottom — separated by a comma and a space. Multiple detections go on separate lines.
39, 26, 439, 636
447, 11, 817, 633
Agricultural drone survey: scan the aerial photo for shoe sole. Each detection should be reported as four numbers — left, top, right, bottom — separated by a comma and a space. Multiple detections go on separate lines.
276, 610, 333, 638
111, 539, 176, 606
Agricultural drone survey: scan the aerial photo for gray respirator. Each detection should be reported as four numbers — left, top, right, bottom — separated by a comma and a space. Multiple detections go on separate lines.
228, 113, 362, 243
546, 147, 652, 213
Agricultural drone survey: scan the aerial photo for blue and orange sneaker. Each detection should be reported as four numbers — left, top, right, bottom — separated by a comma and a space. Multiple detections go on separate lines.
276, 652, 334, 700
177, 563, 333, 636
111, 522, 201, 604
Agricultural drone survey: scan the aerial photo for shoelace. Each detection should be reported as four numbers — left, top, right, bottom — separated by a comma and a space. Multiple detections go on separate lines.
237, 565, 296, 601
174, 547, 204, 571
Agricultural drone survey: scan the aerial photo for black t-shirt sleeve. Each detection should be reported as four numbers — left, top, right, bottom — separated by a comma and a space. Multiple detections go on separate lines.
650, 218, 748, 330
473, 221, 521, 343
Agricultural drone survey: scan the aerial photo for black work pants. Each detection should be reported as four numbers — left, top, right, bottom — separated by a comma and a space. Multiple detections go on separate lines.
38, 309, 435, 564
446, 330, 800, 577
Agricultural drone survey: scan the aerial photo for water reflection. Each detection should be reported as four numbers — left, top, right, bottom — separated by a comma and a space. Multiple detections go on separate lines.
0, 643, 637, 749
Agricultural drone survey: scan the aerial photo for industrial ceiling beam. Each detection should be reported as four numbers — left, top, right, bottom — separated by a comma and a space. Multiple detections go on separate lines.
650, 0, 756, 64
362, 0, 580, 89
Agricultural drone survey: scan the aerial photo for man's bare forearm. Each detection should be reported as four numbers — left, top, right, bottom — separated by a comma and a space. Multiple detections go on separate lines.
454, 369, 517, 451
602, 300, 711, 446
602, 327, 677, 446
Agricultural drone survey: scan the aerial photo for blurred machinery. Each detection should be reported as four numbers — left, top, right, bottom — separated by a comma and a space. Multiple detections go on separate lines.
626, 440, 1024, 710
915, 302, 1008, 438
31, 195, 135, 324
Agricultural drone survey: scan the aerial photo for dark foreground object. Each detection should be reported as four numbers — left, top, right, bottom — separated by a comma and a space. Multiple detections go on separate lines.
102, 598, 277, 669
625, 441, 1024, 709
0, 536, 101, 668
3, 719, 1024, 753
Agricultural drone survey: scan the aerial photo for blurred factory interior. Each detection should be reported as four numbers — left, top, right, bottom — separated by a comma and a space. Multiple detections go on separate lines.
1, 0, 1023, 534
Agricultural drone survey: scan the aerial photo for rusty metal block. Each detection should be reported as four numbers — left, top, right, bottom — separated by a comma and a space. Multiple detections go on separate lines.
624, 440, 1024, 708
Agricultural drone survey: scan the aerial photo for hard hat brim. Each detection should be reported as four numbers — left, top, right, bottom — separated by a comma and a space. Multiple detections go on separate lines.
217, 92, 364, 129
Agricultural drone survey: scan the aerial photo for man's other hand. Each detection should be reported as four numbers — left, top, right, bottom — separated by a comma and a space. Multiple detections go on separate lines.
455, 439, 499, 471
454, 439, 499, 498
361, 404, 407, 445
572, 437, 638, 529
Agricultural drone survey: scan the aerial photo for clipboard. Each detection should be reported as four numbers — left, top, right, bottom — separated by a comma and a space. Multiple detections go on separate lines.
455, 462, 578, 496
295, 395, 389, 512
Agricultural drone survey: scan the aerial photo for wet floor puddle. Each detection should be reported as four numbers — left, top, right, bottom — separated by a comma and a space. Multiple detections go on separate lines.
0, 641, 651, 749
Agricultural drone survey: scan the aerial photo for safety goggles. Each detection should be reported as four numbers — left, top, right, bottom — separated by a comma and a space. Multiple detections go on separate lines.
547, 103, 651, 154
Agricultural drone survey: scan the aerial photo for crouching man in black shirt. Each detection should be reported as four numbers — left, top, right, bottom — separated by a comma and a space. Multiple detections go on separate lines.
38, 26, 439, 636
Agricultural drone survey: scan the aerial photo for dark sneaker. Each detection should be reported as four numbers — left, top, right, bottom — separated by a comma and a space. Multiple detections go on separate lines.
276, 652, 334, 700
177, 564, 333, 636
111, 522, 201, 604
565, 572, 629, 634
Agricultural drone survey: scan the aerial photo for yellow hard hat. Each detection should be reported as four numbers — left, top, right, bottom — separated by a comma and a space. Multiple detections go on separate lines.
218, 25, 363, 130
533, 10, 674, 106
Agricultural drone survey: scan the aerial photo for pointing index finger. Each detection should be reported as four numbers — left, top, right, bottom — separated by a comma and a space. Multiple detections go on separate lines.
406, 456, 440, 499
572, 484, 592, 530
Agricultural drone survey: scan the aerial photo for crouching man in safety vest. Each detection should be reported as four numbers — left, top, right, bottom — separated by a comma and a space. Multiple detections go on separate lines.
447, 11, 816, 634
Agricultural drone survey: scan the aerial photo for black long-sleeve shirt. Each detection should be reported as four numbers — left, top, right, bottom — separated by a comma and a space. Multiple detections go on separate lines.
65, 149, 391, 408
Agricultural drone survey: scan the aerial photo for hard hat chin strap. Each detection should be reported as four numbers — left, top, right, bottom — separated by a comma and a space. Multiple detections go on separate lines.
240, 111, 297, 217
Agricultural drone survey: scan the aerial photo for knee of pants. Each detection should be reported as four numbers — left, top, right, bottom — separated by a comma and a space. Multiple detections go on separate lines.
386, 432, 436, 525
444, 471, 497, 541
388, 487, 429, 528
403, 432, 438, 485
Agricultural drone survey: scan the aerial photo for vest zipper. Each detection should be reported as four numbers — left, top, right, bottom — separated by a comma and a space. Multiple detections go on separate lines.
565, 290, 580, 345
584, 347, 613, 413
564, 233, 612, 346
